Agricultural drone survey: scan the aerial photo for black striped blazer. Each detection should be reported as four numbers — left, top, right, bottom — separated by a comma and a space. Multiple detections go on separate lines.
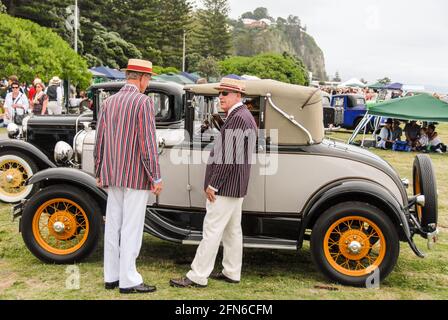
204, 105, 257, 198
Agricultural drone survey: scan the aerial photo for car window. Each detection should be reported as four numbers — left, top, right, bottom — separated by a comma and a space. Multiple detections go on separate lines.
356, 98, 366, 105
192, 95, 221, 145
147, 92, 171, 121
333, 97, 344, 107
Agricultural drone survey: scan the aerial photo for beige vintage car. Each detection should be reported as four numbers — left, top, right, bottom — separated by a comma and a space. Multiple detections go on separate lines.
13, 79, 438, 287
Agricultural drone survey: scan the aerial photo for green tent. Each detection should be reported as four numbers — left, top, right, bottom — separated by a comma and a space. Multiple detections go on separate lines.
367, 82, 385, 89
368, 94, 448, 122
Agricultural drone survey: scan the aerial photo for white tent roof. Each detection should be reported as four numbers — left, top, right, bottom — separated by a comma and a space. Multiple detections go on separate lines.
337, 78, 366, 88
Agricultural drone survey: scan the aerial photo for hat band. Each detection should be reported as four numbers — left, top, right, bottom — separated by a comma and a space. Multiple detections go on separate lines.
127, 65, 153, 73
218, 84, 244, 92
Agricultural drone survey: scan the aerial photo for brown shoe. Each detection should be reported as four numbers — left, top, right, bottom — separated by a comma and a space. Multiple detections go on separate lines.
210, 272, 240, 284
169, 277, 207, 288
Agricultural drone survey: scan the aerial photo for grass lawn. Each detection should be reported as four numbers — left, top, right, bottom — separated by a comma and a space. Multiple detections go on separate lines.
0, 125, 447, 300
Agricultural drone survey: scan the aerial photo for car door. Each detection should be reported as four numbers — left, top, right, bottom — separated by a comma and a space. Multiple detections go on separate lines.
187, 94, 266, 213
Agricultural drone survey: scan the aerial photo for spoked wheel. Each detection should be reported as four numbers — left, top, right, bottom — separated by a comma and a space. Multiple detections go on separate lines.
0, 151, 38, 203
311, 202, 399, 287
413, 154, 438, 234
21, 184, 102, 263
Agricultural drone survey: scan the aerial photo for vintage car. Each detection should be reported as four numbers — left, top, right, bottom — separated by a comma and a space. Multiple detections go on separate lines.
322, 91, 343, 129
11, 80, 438, 287
331, 94, 370, 130
0, 80, 184, 203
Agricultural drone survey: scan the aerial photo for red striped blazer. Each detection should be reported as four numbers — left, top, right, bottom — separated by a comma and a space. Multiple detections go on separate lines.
94, 84, 161, 190
204, 105, 258, 198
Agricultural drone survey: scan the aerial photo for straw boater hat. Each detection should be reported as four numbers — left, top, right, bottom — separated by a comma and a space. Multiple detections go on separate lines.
214, 77, 246, 94
49, 76, 62, 86
123, 59, 157, 75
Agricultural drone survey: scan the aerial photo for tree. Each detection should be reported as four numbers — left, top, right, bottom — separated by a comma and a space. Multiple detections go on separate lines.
0, 1, 6, 13
220, 53, 309, 85
0, 13, 91, 88
333, 71, 341, 82
193, 0, 232, 61
197, 56, 221, 81
378, 77, 392, 85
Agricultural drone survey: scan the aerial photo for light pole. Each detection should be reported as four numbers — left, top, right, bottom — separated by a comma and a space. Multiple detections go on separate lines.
182, 30, 186, 72
74, 0, 78, 54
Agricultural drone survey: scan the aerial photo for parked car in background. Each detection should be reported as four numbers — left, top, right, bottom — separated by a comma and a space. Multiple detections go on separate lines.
12, 80, 438, 287
331, 94, 369, 129
0, 80, 184, 203
322, 92, 343, 129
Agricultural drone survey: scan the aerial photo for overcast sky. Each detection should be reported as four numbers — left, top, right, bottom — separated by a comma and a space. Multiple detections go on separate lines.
197, 0, 448, 92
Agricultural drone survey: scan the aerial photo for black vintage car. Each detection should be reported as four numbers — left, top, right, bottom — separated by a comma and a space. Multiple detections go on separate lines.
0, 80, 185, 203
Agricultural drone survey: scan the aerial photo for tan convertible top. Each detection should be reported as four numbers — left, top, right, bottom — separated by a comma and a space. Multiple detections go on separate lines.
185, 79, 324, 145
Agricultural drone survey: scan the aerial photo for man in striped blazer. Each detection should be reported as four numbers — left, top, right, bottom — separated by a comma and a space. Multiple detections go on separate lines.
94, 59, 162, 294
170, 78, 257, 288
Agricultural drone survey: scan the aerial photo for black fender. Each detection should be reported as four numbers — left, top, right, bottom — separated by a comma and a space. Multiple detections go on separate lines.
27, 167, 108, 214
0, 139, 56, 169
298, 178, 424, 257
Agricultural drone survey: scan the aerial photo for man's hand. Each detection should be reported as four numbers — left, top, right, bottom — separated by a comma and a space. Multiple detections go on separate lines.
205, 186, 216, 203
152, 181, 163, 196
96, 178, 101, 187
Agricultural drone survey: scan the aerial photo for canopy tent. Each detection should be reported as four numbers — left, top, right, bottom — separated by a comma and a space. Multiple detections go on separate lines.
386, 82, 403, 90
89, 69, 107, 78
367, 82, 385, 89
89, 66, 126, 80
153, 73, 195, 84
337, 78, 366, 88
180, 72, 200, 83
349, 94, 448, 145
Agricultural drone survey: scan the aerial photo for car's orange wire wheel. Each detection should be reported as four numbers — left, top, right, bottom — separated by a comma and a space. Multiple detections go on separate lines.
32, 198, 90, 255
323, 216, 386, 277
414, 172, 423, 221
0, 159, 29, 197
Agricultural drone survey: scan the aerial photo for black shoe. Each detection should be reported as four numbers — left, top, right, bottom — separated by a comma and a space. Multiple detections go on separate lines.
105, 281, 119, 290
210, 272, 240, 284
119, 283, 157, 294
169, 277, 207, 288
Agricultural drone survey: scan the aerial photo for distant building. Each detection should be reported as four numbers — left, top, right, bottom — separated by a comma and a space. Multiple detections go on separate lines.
242, 18, 274, 29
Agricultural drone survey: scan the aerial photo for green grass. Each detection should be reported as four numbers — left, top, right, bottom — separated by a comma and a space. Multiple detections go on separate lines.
0, 125, 447, 299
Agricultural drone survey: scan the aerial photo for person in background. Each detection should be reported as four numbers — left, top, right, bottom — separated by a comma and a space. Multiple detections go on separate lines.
415, 127, 429, 151
391, 120, 403, 141
28, 78, 42, 103
427, 124, 446, 153
377, 118, 394, 149
3, 80, 29, 125
404, 120, 421, 148
31, 82, 48, 115
46, 76, 63, 115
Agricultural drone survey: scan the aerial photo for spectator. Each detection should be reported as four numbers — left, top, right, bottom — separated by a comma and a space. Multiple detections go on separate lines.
46, 76, 63, 115
377, 118, 394, 149
427, 124, 446, 153
415, 127, 429, 151
3, 81, 29, 126
31, 82, 48, 115
28, 77, 42, 103
404, 120, 421, 148
6, 75, 25, 95
391, 120, 403, 141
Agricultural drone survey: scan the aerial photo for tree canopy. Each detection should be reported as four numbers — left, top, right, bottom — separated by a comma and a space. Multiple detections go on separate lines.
0, 13, 91, 88
220, 53, 309, 86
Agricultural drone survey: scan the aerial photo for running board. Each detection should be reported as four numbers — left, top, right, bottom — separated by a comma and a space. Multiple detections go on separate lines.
182, 235, 298, 251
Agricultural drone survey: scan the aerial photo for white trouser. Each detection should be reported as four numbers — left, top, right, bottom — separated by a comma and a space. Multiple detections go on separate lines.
47, 101, 62, 115
187, 196, 244, 286
104, 187, 150, 288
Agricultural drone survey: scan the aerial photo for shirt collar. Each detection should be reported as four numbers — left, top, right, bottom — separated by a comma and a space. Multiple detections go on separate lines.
227, 101, 243, 117
122, 83, 140, 92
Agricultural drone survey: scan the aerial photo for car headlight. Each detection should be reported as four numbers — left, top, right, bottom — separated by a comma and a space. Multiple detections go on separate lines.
7, 123, 20, 138
54, 141, 74, 165
21, 115, 30, 133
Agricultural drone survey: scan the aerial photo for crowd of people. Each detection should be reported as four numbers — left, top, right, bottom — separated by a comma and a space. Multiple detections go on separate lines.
376, 119, 446, 153
0, 74, 90, 127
